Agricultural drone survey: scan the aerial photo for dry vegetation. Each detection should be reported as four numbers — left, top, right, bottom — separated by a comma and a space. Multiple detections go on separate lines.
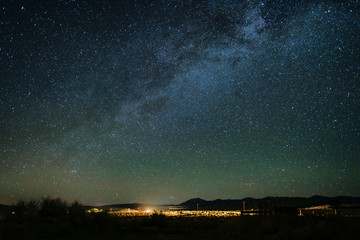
0, 198, 359, 240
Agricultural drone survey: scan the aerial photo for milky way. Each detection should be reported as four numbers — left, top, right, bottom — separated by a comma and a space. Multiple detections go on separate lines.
1, 0, 359, 205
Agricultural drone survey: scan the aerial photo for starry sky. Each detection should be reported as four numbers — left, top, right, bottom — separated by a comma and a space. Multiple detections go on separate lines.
1, 0, 359, 205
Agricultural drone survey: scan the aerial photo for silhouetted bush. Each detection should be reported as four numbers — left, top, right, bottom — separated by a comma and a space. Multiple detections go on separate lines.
7, 199, 40, 223
39, 197, 68, 222
68, 201, 87, 226
149, 211, 168, 228
6, 197, 89, 226
93, 210, 119, 229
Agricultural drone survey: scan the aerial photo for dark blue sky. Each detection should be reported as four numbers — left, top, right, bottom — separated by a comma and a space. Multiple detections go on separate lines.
1, 0, 359, 205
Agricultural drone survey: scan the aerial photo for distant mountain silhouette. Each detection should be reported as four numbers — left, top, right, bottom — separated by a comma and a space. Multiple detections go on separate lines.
179, 198, 247, 210
177, 196, 360, 210
180, 198, 208, 206
0, 204, 9, 213
102, 203, 145, 209
89, 196, 360, 211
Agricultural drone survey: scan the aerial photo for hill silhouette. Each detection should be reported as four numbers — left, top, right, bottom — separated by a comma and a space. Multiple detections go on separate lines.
177, 196, 360, 210
180, 198, 208, 206
0, 204, 9, 211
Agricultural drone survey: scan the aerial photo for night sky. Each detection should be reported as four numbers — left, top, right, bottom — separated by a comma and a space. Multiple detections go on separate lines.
1, 0, 359, 206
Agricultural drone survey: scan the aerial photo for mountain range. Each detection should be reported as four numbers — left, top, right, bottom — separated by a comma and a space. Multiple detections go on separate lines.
177, 196, 360, 210
102, 196, 360, 211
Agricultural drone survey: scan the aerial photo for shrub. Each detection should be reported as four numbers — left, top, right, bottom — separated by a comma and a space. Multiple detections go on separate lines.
8, 199, 40, 222
68, 201, 87, 227
149, 212, 168, 228
39, 197, 68, 222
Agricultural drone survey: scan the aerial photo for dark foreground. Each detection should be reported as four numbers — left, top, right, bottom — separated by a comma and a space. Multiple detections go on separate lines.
1, 198, 359, 240
1, 213, 360, 240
